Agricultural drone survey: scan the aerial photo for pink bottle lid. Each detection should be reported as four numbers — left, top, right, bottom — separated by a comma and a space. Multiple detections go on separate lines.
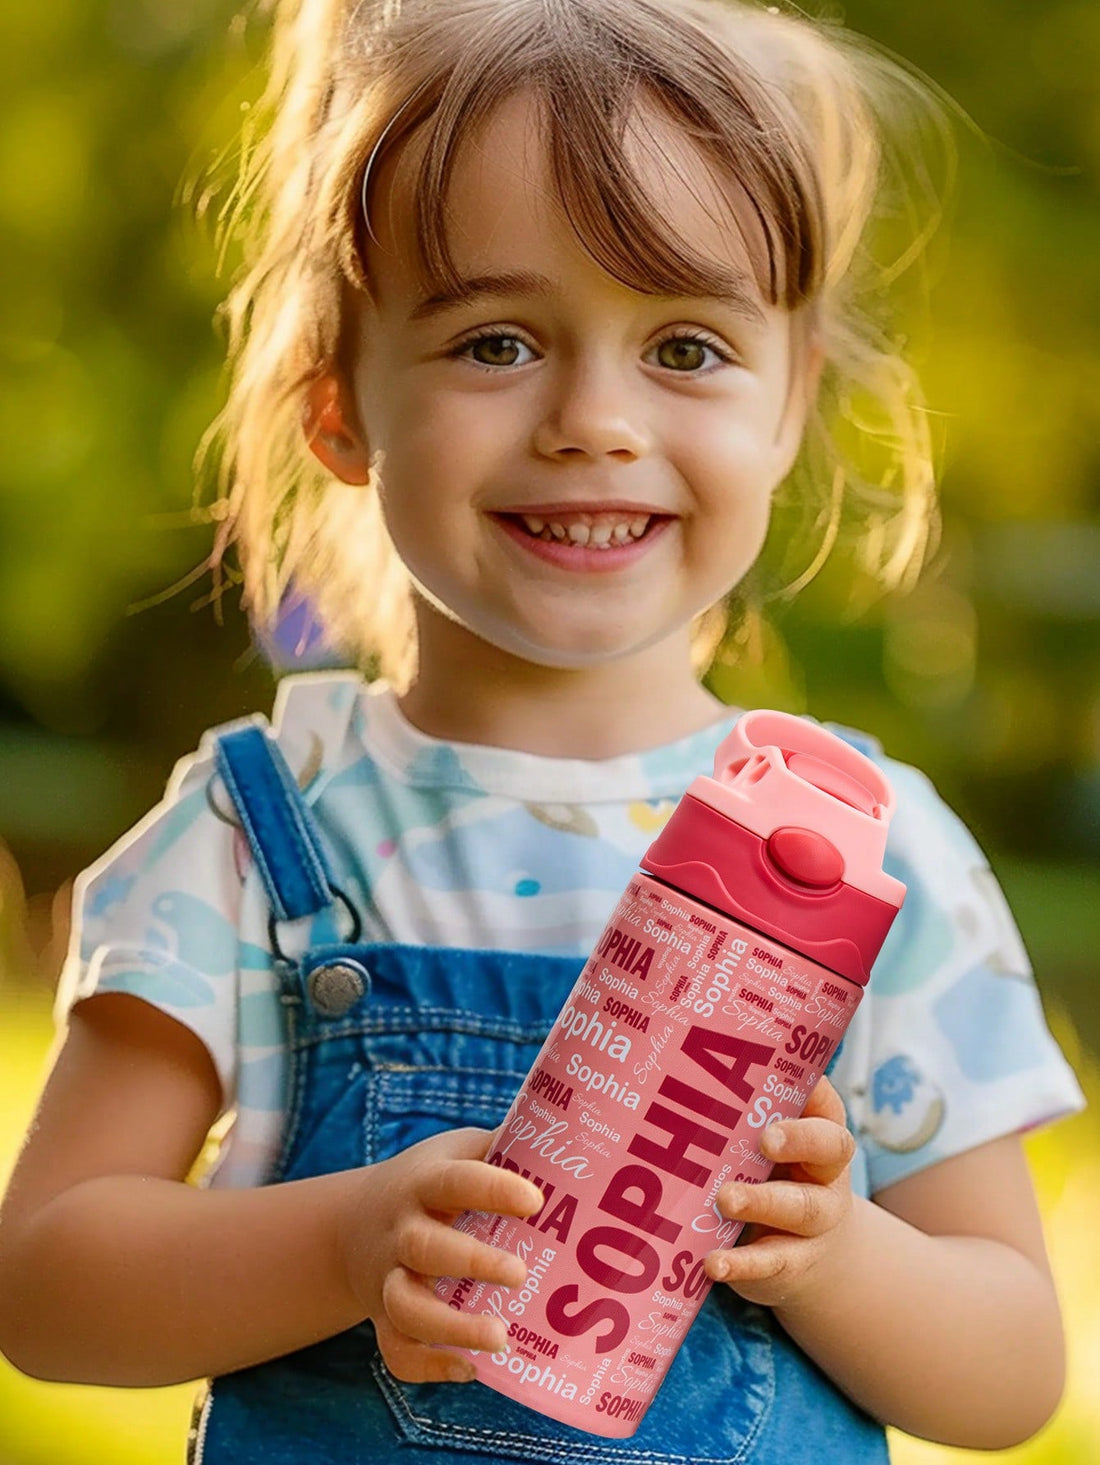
641, 710, 906, 985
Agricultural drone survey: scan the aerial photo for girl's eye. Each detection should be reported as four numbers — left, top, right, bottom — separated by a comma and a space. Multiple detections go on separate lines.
452, 332, 537, 369
450, 328, 735, 373
649, 331, 735, 373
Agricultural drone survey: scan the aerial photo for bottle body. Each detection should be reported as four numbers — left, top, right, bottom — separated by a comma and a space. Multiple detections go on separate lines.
435, 870, 864, 1437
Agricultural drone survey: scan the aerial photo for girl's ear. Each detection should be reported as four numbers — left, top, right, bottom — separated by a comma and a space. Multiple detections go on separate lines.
304, 373, 371, 485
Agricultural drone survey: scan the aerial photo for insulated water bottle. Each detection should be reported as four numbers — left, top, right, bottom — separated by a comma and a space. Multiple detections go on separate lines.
435, 710, 906, 1437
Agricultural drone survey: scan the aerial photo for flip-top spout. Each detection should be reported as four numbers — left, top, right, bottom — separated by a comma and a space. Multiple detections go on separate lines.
692, 710, 904, 907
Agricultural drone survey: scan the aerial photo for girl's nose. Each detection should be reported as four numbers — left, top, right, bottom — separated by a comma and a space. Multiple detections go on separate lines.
531, 356, 653, 462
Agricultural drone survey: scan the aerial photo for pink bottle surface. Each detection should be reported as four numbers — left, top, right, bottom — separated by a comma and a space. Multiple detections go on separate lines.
435, 711, 905, 1437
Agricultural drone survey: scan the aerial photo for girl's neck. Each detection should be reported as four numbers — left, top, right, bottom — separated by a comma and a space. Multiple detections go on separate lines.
396, 613, 728, 760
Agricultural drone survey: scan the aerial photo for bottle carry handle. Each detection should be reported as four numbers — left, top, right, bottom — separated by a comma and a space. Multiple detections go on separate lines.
715, 710, 894, 821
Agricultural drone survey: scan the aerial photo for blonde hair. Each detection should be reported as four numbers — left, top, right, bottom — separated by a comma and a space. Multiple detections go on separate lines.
204, 0, 952, 687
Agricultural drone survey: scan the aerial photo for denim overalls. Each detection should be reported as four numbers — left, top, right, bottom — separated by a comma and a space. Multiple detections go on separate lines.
188, 726, 889, 1465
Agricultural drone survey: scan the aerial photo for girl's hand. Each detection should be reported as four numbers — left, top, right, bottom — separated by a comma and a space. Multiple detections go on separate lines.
703, 1076, 856, 1308
343, 1127, 543, 1384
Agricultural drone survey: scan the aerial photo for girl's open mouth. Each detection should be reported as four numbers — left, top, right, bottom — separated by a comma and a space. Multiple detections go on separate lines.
490, 509, 673, 571
502, 510, 660, 547
491, 509, 673, 571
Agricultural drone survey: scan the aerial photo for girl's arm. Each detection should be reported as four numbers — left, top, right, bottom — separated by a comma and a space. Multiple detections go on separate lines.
0, 993, 540, 1387
818, 1138, 1065, 1447
706, 1081, 1064, 1450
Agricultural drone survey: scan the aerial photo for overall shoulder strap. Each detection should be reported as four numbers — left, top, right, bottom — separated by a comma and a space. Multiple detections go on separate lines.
214, 724, 335, 924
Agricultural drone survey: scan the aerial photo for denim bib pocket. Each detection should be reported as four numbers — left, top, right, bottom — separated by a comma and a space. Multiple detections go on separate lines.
372, 1287, 776, 1464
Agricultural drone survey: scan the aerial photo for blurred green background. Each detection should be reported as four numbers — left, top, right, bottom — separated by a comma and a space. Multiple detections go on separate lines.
0, 0, 1097, 1460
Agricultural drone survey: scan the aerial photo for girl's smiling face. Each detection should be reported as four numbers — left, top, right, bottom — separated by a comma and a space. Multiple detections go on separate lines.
337, 90, 817, 679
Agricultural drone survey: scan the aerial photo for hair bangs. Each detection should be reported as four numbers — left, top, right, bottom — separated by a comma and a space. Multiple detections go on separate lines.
359, 1, 825, 313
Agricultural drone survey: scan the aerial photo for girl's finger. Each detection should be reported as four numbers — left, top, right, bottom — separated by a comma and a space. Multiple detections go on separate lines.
716, 1178, 845, 1238
803, 1075, 847, 1126
398, 1219, 527, 1291
704, 1235, 796, 1291
761, 1115, 855, 1184
418, 1157, 544, 1218
374, 1317, 477, 1384
382, 1267, 508, 1354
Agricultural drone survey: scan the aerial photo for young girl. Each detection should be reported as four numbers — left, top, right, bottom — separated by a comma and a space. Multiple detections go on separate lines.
0, 1, 1084, 1461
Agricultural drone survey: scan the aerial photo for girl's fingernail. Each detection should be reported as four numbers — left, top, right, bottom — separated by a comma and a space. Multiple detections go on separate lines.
711, 1256, 731, 1281
450, 1362, 476, 1382
766, 1127, 786, 1155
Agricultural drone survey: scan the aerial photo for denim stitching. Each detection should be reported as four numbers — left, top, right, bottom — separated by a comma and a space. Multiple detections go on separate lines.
271, 1000, 311, 1184
378, 1082, 515, 1103
285, 1005, 553, 1046
364, 1056, 380, 1165
376, 1082, 514, 1113
375, 1067, 523, 1083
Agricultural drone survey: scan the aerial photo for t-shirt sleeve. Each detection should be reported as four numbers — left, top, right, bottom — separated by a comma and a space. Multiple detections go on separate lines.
828, 735, 1086, 1195
54, 724, 265, 1114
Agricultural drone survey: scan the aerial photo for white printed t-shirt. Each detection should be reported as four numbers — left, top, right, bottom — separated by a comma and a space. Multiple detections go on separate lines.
58, 673, 1085, 1192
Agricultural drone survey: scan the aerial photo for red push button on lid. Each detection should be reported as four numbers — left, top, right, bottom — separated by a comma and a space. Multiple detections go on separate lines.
765, 826, 845, 888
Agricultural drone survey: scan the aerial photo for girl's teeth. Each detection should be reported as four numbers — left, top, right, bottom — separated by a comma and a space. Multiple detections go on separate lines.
515, 514, 655, 544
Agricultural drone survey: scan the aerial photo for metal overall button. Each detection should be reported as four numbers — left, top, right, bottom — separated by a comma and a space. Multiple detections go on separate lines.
308, 960, 369, 1017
